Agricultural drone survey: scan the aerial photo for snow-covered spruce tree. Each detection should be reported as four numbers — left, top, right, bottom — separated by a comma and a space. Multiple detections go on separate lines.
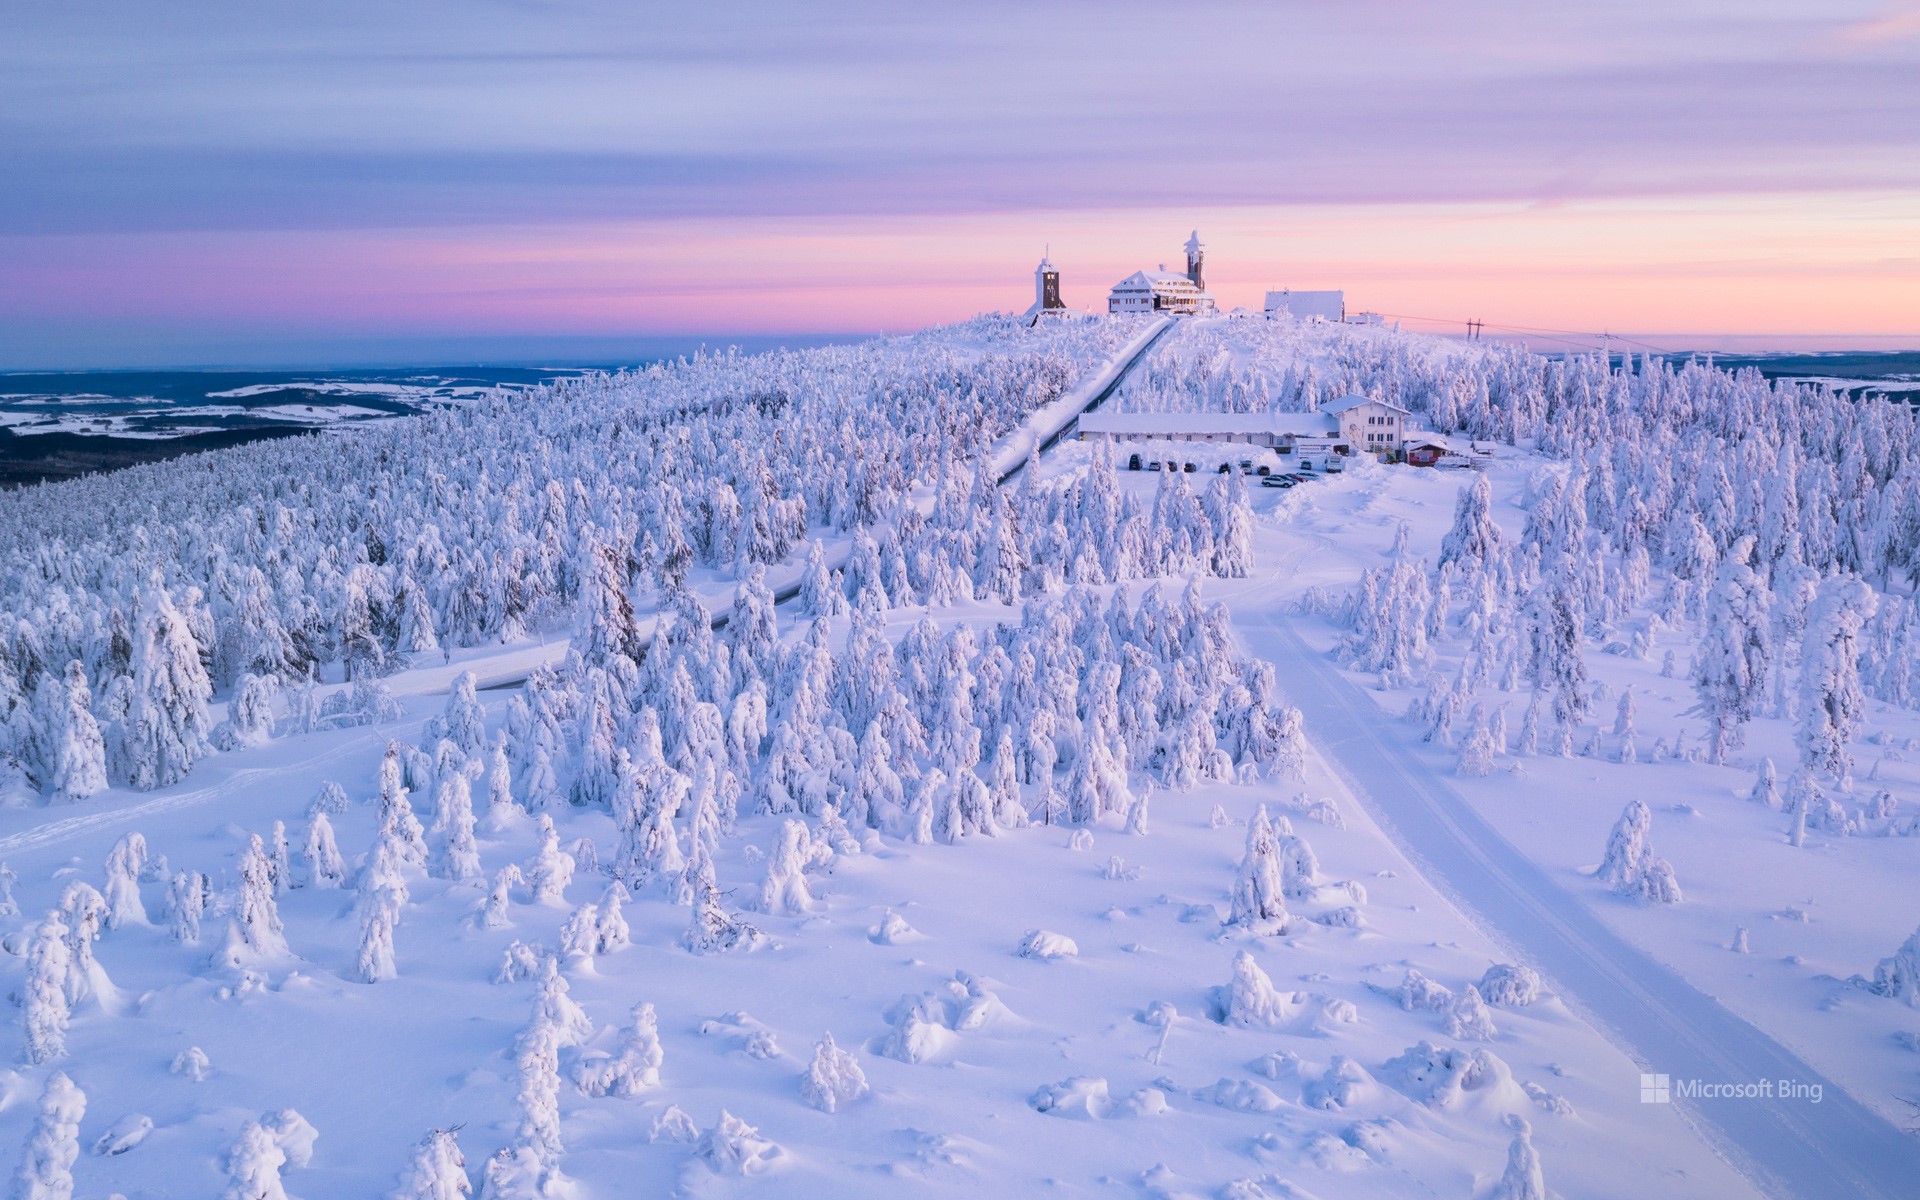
1201, 472, 1254, 579
168, 870, 205, 943
485, 732, 520, 829
1490, 1116, 1548, 1200
1749, 757, 1779, 808
573, 536, 640, 670
11, 1071, 84, 1200
377, 741, 428, 867
524, 814, 575, 906
102, 831, 149, 928
124, 584, 215, 790
228, 833, 289, 958
303, 812, 347, 888
212, 672, 277, 751
430, 763, 482, 883
1223, 949, 1295, 1027
395, 573, 442, 663
1613, 687, 1636, 737
1456, 704, 1496, 777
48, 661, 107, 803
1867, 925, 1920, 1005
222, 1117, 293, 1200
1227, 804, 1289, 931
437, 671, 488, 759
56, 882, 109, 1004
394, 1127, 471, 1200
1597, 799, 1682, 904
684, 842, 762, 955
1523, 574, 1588, 728
798, 539, 844, 618
507, 1016, 566, 1180
1690, 537, 1772, 763
800, 1031, 869, 1113
1796, 576, 1877, 780
1439, 473, 1502, 573
358, 890, 399, 983
759, 820, 817, 916
22, 911, 73, 1065
574, 1001, 664, 1098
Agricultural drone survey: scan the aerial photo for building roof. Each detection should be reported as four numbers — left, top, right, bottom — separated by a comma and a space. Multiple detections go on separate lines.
1322, 393, 1411, 416
1112, 269, 1203, 291
1078, 411, 1338, 438
1403, 430, 1459, 452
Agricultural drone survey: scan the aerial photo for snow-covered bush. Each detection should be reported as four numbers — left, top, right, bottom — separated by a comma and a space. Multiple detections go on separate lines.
800, 1032, 868, 1113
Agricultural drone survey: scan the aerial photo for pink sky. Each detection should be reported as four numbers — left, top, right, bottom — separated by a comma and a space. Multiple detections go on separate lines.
5, 1, 1918, 364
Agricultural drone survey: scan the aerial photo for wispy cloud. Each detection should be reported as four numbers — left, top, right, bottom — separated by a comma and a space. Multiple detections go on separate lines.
4, 1, 1917, 364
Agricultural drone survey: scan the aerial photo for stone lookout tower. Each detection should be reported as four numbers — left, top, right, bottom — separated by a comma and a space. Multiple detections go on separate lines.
1025, 249, 1066, 322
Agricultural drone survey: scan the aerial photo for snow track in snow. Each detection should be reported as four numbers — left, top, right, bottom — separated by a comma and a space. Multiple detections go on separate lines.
1245, 609, 1920, 1200
0, 729, 386, 858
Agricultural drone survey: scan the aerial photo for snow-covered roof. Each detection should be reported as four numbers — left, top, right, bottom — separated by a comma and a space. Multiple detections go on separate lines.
1078, 411, 1338, 437
1403, 430, 1457, 451
1112, 270, 1203, 291
1322, 393, 1410, 416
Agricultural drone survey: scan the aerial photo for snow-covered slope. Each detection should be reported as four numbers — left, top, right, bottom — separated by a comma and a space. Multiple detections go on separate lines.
1, 313, 1915, 1197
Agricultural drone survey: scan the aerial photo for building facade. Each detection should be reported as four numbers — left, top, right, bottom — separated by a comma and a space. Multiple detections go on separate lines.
1025, 252, 1066, 321
1323, 394, 1413, 458
1108, 231, 1218, 315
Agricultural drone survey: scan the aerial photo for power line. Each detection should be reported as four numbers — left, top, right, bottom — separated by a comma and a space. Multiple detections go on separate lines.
1365, 310, 1682, 357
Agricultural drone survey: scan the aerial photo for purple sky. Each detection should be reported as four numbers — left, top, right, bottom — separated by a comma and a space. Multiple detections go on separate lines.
4, 1, 1918, 366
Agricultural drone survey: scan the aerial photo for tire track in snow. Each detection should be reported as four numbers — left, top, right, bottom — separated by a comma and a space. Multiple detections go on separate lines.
1245, 608, 1920, 1200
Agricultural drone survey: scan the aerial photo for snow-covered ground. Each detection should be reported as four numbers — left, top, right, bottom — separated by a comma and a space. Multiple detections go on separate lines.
1214, 448, 1920, 1155
0, 583, 1757, 1197
2, 314, 1916, 1197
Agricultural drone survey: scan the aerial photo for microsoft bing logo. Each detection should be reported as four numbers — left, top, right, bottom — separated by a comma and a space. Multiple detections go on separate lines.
1641, 1073, 1671, 1104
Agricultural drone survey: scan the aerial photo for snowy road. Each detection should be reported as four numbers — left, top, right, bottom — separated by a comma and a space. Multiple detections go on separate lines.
1244, 610, 1920, 1199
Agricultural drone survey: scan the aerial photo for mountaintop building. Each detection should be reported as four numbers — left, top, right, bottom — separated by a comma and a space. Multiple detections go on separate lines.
1108, 231, 1218, 315
1264, 289, 1345, 322
1025, 251, 1067, 323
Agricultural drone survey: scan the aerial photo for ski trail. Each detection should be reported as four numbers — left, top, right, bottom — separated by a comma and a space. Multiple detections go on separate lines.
0, 729, 388, 858
1243, 607, 1920, 1200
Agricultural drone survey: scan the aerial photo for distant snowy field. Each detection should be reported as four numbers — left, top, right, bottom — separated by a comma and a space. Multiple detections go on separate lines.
0, 314, 1915, 1197
0, 368, 579, 440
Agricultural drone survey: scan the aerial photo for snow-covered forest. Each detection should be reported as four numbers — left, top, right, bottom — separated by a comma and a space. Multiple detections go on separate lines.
0, 313, 1915, 1197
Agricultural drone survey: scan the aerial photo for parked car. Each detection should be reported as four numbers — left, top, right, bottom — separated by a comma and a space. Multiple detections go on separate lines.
1255, 465, 1271, 476
1147, 460, 1162, 471
1182, 462, 1196, 473
1216, 463, 1232, 474
1259, 476, 1294, 489
1238, 459, 1253, 471
1127, 453, 1142, 471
